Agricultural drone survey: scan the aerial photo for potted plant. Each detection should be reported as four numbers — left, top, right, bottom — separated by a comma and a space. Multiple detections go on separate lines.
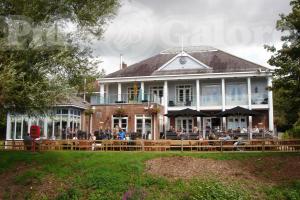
114, 107, 127, 117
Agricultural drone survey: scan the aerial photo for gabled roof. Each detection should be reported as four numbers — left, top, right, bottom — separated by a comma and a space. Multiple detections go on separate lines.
105, 46, 268, 78
56, 96, 90, 110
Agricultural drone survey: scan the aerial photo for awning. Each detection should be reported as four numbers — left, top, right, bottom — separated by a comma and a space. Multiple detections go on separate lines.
216, 106, 260, 117
165, 108, 208, 117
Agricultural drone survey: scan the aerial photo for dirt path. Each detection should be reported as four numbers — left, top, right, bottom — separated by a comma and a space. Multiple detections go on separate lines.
145, 156, 300, 184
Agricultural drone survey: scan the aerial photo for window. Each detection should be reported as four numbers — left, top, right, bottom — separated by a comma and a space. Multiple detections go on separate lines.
226, 83, 247, 105
128, 87, 140, 101
112, 116, 128, 131
176, 85, 193, 105
150, 86, 163, 103
176, 118, 193, 133
135, 115, 152, 139
201, 85, 221, 106
227, 116, 247, 130
251, 79, 268, 104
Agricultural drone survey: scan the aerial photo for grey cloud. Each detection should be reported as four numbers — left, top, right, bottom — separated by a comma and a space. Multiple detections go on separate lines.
91, 0, 291, 73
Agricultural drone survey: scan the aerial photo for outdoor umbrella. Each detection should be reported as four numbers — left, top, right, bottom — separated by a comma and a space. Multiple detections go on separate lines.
165, 108, 208, 117
216, 106, 260, 117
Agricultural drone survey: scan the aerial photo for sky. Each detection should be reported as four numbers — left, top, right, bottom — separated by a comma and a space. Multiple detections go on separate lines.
90, 0, 291, 74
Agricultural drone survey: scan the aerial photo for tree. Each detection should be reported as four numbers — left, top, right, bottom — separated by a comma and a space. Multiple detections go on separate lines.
0, 0, 119, 116
265, 0, 300, 132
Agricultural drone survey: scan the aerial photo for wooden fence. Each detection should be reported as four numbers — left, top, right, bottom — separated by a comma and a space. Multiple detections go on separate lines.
1, 139, 300, 152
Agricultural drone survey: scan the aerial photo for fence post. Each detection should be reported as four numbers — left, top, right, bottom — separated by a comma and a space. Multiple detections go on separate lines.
181, 138, 183, 152
221, 140, 223, 153
142, 139, 145, 152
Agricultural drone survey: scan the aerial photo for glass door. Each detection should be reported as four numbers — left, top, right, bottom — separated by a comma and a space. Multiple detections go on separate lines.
135, 115, 152, 139
176, 118, 193, 133
112, 117, 128, 131
176, 85, 192, 106
150, 86, 163, 104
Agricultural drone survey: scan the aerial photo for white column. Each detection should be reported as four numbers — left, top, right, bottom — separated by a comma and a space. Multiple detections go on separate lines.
163, 81, 169, 132
247, 77, 253, 137
52, 120, 55, 138
196, 80, 201, 130
141, 82, 145, 101
28, 118, 31, 134
6, 113, 11, 140
105, 84, 109, 103
118, 83, 122, 102
44, 117, 48, 138
268, 76, 274, 131
90, 115, 93, 135
221, 79, 226, 130
99, 83, 105, 104
67, 109, 70, 128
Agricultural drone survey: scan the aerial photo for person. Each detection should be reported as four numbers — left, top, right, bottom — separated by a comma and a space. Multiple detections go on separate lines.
233, 136, 244, 151
23, 133, 32, 151
219, 133, 231, 141
205, 122, 211, 135
241, 127, 248, 134
72, 135, 78, 140
198, 134, 204, 141
89, 133, 96, 150
252, 125, 259, 133
118, 129, 126, 140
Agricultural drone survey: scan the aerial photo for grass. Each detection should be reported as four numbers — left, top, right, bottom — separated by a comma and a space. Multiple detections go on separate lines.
0, 151, 299, 200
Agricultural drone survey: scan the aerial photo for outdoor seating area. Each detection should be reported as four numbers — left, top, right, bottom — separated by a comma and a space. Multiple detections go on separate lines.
1, 139, 300, 152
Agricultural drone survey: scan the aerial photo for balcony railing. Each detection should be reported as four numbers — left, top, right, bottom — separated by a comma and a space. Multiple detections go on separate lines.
91, 93, 164, 105
91, 93, 269, 107
168, 96, 197, 107
252, 93, 268, 105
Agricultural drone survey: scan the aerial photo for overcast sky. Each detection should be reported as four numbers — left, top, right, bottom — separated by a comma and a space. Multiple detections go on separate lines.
90, 0, 291, 74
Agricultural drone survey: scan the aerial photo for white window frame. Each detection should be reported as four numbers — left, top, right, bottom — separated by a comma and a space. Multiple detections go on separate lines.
201, 84, 221, 106
175, 84, 193, 105
112, 116, 128, 131
127, 86, 140, 102
149, 86, 164, 103
175, 117, 193, 133
134, 115, 152, 139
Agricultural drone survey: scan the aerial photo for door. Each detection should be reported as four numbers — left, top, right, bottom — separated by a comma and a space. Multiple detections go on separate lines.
176, 118, 193, 133
135, 115, 152, 139
150, 86, 163, 104
176, 85, 192, 106
112, 117, 128, 131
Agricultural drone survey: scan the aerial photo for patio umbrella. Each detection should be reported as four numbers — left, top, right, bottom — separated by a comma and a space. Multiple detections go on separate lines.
165, 108, 208, 117
216, 106, 260, 117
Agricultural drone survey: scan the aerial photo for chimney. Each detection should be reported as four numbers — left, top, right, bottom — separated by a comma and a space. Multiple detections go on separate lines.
122, 62, 127, 69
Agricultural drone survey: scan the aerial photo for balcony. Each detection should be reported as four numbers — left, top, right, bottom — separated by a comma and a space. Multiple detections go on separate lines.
168, 96, 197, 107
91, 93, 163, 105
252, 93, 268, 105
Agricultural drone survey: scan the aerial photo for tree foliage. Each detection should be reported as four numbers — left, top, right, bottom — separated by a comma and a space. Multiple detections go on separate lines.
0, 0, 119, 115
266, 0, 300, 131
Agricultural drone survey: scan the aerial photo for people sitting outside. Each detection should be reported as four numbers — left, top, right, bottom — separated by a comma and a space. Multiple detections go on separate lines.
192, 127, 199, 134
198, 134, 204, 141
23, 133, 32, 151
252, 125, 259, 133
240, 127, 248, 134
236, 127, 241, 132
219, 133, 231, 141
118, 129, 126, 140
72, 135, 78, 140
233, 136, 244, 151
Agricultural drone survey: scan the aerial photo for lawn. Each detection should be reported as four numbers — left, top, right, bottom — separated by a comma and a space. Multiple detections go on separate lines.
0, 151, 299, 200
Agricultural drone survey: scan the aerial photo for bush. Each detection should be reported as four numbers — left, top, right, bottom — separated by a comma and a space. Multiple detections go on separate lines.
286, 126, 300, 139
189, 180, 247, 200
